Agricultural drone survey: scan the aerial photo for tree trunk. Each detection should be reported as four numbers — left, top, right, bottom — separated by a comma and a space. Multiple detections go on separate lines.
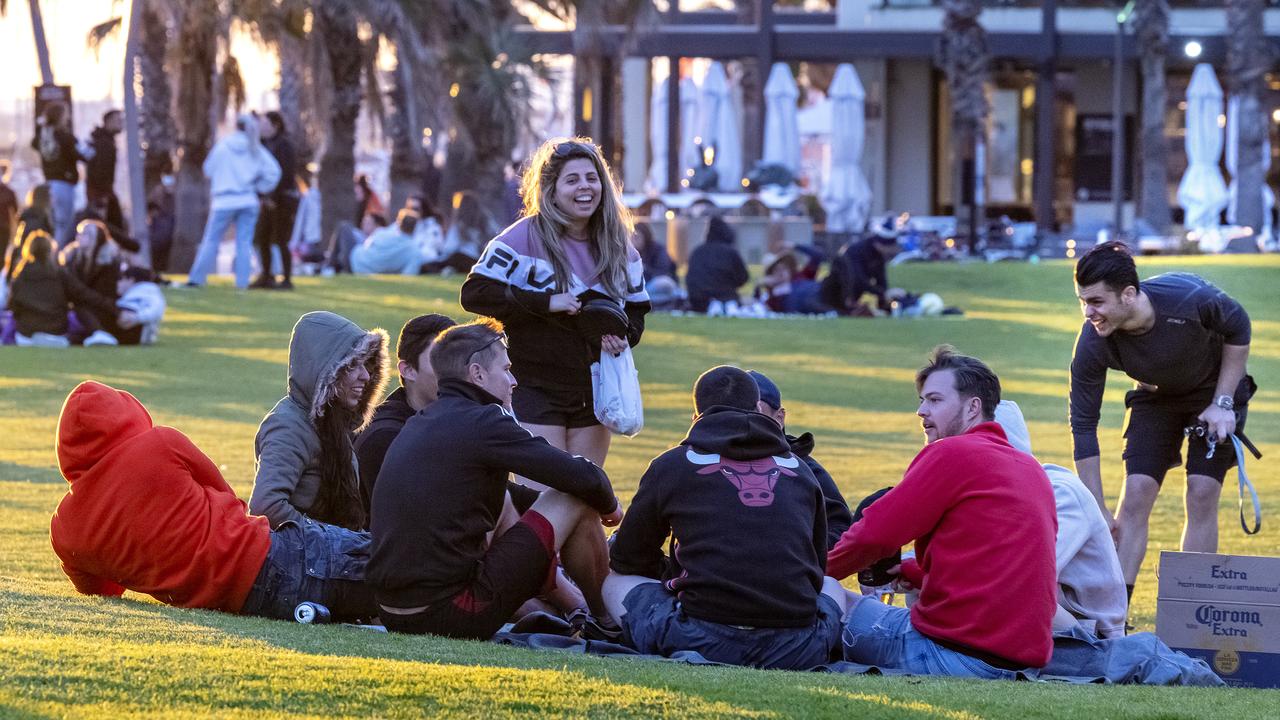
123, 0, 150, 266
317, 1, 362, 251
737, 0, 762, 173
276, 31, 314, 168
388, 53, 423, 212
172, 2, 218, 273
1227, 0, 1269, 233
939, 0, 989, 253
1134, 0, 1171, 234
139, 0, 176, 193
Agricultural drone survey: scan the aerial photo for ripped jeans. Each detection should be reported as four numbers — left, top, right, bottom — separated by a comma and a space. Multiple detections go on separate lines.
239, 517, 377, 622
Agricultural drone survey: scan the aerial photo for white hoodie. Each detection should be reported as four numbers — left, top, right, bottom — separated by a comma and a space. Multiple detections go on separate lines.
203, 113, 282, 211
116, 282, 167, 345
995, 400, 1128, 639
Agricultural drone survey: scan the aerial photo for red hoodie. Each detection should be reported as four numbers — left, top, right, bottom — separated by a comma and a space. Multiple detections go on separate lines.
49, 381, 271, 612
827, 422, 1058, 668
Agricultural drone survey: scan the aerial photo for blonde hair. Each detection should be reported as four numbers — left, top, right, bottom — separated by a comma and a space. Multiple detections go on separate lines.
520, 137, 633, 299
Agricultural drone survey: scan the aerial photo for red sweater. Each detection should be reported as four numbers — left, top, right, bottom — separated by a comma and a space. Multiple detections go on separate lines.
50, 382, 271, 612
827, 422, 1058, 668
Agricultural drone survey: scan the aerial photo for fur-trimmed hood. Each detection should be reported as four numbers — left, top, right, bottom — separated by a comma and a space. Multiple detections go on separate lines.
285, 311, 388, 431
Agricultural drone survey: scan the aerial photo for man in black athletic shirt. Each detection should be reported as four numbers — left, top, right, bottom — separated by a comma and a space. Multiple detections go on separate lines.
1069, 242, 1252, 604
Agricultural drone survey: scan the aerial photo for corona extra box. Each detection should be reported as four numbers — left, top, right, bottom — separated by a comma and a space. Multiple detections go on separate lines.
1156, 551, 1280, 689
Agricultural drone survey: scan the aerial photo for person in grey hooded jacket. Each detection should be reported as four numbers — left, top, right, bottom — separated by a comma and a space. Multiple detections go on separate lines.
187, 112, 282, 289
250, 311, 389, 531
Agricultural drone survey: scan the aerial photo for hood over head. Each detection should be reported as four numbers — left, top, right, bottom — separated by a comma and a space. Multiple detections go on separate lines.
285, 311, 389, 430
993, 400, 1033, 455
681, 405, 792, 460
56, 381, 154, 484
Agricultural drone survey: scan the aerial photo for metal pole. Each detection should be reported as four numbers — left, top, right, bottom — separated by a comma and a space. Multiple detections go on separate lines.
1034, 0, 1058, 235
666, 60, 681, 194
1111, 15, 1125, 237
28, 0, 55, 85
123, 0, 151, 266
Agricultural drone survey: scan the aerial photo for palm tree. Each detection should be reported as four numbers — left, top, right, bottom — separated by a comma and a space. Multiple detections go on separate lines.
314, 1, 364, 249
169, 1, 221, 272
938, 0, 989, 253
1226, 0, 1269, 233
1134, 0, 1171, 235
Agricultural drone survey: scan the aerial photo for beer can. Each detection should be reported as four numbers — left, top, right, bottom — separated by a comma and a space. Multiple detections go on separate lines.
293, 601, 331, 624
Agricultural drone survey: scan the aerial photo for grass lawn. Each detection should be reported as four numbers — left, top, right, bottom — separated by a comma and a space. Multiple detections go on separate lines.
1, 255, 1277, 717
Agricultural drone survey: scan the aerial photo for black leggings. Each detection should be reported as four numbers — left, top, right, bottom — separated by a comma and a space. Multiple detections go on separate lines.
255, 196, 298, 281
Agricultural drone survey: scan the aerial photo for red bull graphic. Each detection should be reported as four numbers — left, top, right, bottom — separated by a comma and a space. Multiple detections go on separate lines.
686, 449, 799, 507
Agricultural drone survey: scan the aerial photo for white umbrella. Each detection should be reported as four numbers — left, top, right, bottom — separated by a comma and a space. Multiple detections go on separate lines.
1225, 94, 1274, 243
763, 62, 801, 176
1177, 64, 1229, 232
698, 61, 743, 192
679, 77, 701, 181
821, 64, 872, 233
647, 72, 669, 193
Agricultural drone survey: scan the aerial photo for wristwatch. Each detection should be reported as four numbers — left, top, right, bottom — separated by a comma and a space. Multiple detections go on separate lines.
1214, 394, 1235, 411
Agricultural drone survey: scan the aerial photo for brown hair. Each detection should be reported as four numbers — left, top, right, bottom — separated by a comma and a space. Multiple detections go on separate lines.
429, 317, 507, 383
915, 345, 1001, 422
521, 137, 633, 298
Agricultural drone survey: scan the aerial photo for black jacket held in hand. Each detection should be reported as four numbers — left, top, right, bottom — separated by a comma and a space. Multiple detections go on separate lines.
367, 379, 618, 608
609, 406, 828, 628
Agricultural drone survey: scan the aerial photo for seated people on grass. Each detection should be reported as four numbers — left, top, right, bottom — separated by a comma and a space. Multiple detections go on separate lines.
603, 365, 848, 670
250, 311, 388, 532
5, 231, 117, 348
995, 400, 1128, 639
350, 209, 424, 275
827, 346, 1058, 677
354, 312, 457, 510
819, 215, 900, 316
367, 318, 623, 640
685, 216, 749, 314
114, 266, 167, 346
50, 381, 377, 621
747, 370, 853, 549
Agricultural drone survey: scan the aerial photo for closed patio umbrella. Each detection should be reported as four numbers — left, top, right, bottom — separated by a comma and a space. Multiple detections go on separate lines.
1177, 64, 1229, 232
647, 72, 669, 192
763, 62, 801, 176
698, 61, 743, 192
821, 64, 872, 233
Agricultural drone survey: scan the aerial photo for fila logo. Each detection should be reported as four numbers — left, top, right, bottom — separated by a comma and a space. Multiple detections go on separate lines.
1166, 318, 1186, 325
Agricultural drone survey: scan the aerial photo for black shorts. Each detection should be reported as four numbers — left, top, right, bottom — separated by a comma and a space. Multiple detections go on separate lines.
507, 481, 540, 514
1122, 377, 1253, 485
511, 383, 599, 429
379, 511, 556, 640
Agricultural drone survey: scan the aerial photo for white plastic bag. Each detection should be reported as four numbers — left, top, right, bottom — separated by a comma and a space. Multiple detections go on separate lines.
591, 346, 644, 437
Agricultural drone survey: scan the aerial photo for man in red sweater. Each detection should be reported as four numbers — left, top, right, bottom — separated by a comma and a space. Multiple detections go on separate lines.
827, 346, 1057, 677
50, 381, 375, 621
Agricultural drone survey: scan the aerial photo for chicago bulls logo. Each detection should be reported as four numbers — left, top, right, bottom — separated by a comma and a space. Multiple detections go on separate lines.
686, 448, 799, 507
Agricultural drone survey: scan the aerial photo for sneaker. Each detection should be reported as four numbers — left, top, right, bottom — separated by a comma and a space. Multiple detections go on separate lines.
180, 281, 202, 289
277, 278, 294, 290
83, 330, 119, 347
249, 275, 276, 289
566, 609, 623, 643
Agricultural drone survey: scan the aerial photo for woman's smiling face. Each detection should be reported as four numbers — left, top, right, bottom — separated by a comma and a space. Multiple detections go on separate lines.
554, 157, 602, 228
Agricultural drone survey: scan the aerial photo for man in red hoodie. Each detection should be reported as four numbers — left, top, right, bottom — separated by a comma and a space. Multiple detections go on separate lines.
827, 346, 1057, 678
49, 381, 375, 621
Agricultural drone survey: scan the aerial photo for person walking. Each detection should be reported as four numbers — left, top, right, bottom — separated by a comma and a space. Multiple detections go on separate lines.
186, 113, 281, 289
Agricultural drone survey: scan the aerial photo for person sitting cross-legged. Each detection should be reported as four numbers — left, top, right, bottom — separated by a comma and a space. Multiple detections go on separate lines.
367, 317, 624, 640
603, 365, 849, 669
50, 381, 377, 622
827, 345, 1058, 678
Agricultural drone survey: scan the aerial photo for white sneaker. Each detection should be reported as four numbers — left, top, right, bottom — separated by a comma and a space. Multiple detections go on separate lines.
320, 266, 336, 277
83, 330, 119, 347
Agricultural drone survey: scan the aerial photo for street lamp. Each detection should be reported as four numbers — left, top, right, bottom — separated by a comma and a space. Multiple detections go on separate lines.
1112, 0, 1136, 238
1185, 41, 1203, 59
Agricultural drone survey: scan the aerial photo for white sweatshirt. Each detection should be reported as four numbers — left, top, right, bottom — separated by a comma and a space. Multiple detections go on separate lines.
995, 400, 1128, 639
116, 282, 166, 345
203, 115, 282, 211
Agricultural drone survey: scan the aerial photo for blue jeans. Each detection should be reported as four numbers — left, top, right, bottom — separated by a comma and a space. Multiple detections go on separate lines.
48, 180, 76, 247
188, 204, 261, 288
239, 518, 376, 622
621, 582, 842, 670
841, 594, 1020, 679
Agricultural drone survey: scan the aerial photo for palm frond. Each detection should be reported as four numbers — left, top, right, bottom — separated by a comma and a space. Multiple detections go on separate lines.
86, 17, 124, 56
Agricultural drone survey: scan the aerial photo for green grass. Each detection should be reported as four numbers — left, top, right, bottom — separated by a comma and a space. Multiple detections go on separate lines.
2, 256, 1278, 717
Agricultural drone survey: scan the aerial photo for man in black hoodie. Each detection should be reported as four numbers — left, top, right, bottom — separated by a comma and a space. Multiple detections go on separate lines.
685, 216, 749, 313
85, 110, 125, 232
604, 365, 848, 669
368, 317, 623, 640
747, 370, 853, 550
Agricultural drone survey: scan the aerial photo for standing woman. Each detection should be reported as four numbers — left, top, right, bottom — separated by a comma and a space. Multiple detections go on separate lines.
460, 138, 650, 473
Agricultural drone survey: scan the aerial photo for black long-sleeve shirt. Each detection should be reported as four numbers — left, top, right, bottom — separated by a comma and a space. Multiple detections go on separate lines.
821, 237, 890, 313
610, 406, 827, 628
1069, 272, 1251, 460
787, 432, 854, 550
367, 379, 617, 607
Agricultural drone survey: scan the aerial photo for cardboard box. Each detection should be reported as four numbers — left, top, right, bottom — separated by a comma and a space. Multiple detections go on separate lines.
1156, 551, 1280, 689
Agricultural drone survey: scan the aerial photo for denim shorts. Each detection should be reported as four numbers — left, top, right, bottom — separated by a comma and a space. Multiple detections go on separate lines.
239, 518, 377, 622
841, 594, 1020, 679
620, 582, 842, 670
